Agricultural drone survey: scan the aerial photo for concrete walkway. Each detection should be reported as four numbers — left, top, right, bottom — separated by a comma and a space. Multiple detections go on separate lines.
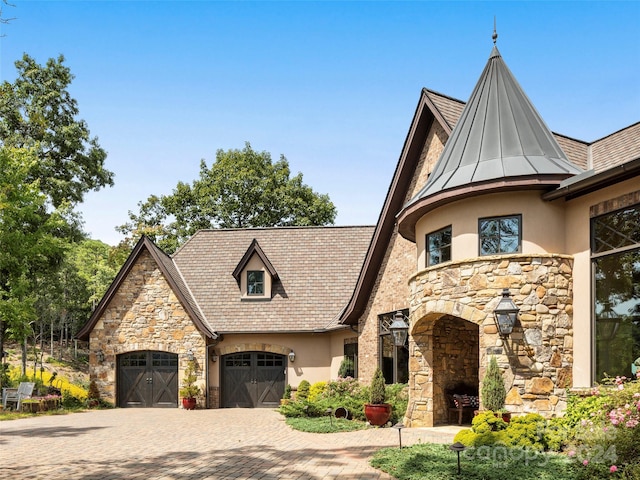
0, 409, 463, 479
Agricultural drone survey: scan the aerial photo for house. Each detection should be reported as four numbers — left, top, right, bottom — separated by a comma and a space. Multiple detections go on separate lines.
77, 37, 639, 422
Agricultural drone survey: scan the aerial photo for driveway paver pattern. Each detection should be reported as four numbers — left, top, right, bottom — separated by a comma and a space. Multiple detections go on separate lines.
0, 408, 461, 479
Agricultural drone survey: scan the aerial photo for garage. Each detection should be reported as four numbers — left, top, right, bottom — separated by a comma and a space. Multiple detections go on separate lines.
221, 352, 285, 408
118, 351, 179, 408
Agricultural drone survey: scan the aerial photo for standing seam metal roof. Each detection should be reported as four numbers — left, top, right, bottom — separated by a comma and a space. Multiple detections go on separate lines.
407, 46, 583, 207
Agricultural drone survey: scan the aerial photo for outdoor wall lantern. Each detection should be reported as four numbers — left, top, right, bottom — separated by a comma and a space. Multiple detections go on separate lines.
96, 350, 105, 363
389, 311, 409, 347
211, 352, 218, 362
187, 349, 194, 361
493, 288, 519, 336
288, 351, 296, 363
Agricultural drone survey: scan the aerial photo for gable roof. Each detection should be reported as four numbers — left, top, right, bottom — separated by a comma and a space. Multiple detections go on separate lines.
231, 238, 279, 283
172, 226, 374, 333
76, 236, 217, 341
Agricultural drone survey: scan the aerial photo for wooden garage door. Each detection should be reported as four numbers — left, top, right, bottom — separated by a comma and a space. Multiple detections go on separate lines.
221, 352, 285, 408
118, 351, 178, 408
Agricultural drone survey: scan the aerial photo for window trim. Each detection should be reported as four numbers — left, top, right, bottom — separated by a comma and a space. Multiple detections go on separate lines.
478, 214, 522, 256
426, 225, 452, 267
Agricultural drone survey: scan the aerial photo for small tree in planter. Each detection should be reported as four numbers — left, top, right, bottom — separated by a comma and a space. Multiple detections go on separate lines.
481, 356, 509, 421
179, 360, 201, 410
364, 367, 392, 426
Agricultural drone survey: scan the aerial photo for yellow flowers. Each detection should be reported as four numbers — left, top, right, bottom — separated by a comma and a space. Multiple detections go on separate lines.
8, 367, 88, 401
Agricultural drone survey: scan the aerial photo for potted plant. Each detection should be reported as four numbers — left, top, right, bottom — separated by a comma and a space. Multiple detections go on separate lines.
179, 360, 201, 410
364, 367, 392, 426
481, 356, 510, 422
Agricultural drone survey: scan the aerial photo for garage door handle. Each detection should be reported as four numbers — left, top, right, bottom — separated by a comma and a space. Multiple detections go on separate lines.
146, 378, 152, 383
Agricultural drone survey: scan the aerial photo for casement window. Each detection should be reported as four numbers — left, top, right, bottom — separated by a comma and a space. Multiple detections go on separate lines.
426, 226, 452, 267
591, 204, 640, 381
479, 215, 521, 255
378, 309, 409, 384
247, 270, 265, 296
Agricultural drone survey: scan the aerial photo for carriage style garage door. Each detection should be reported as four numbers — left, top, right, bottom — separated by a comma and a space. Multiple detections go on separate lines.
118, 351, 179, 408
221, 352, 285, 408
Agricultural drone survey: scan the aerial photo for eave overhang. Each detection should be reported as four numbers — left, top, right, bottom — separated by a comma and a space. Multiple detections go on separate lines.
397, 174, 572, 242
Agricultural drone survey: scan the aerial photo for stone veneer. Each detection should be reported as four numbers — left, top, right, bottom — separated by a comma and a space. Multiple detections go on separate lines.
89, 250, 206, 404
406, 254, 574, 427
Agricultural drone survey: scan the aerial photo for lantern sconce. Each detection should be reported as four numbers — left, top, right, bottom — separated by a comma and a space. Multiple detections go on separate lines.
493, 289, 519, 336
211, 351, 218, 362
187, 349, 194, 361
96, 350, 105, 363
389, 310, 409, 347
288, 351, 296, 363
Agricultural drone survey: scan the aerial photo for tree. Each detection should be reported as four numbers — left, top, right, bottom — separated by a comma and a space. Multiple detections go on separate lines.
0, 147, 69, 380
0, 53, 114, 207
118, 142, 336, 253
481, 356, 506, 412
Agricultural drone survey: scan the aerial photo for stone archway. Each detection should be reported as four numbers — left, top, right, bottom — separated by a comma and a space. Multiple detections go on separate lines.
406, 304, 485, 427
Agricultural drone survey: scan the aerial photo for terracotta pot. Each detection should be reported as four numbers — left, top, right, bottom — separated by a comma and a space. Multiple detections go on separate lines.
364, 403, 392, 426
182, 397, 197, 410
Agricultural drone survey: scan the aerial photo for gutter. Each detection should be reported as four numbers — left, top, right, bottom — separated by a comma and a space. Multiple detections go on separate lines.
542, 157, 640, 201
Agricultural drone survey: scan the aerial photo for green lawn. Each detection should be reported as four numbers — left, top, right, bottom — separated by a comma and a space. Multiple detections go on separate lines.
370, 443, 577, 480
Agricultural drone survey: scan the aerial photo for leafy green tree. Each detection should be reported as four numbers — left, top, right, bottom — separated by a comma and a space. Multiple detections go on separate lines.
0, 147, 69, 379
0, 53, 114, 207
118, 142, 336, 253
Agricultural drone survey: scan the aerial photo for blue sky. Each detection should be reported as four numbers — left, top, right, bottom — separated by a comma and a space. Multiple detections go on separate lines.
1, 1, 638, 245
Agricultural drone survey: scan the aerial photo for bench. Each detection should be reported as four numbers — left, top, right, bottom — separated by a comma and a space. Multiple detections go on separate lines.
2, 382, 36, 411
448, 394, 479, 425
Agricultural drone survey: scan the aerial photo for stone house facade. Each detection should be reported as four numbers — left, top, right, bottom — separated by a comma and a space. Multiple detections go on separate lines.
78, 39, 639, 423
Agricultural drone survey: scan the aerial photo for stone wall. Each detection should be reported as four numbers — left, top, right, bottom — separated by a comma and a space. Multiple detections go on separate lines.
406, 254, 574, 427
89, 249, 206, 404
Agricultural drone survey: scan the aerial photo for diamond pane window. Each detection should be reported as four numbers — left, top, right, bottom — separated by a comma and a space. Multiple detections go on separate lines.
479, 215, 521, 255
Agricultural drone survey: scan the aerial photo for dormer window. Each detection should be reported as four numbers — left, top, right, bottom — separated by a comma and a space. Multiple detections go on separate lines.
232, 239, 279, 300
247, 271, 265, 296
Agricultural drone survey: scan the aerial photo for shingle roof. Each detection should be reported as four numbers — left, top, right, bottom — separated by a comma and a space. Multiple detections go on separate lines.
591, 122, 640, 172
172, 226, 374, 333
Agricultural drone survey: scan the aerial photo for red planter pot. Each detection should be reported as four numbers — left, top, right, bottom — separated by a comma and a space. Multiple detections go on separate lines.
182, 397, 197, 410
364, 403, 392, 426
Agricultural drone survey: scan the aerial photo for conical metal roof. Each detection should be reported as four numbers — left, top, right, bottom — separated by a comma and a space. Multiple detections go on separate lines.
406, 46, 582, 206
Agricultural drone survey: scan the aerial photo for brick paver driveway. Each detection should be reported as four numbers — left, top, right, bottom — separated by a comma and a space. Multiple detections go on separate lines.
0, 408, 460, 479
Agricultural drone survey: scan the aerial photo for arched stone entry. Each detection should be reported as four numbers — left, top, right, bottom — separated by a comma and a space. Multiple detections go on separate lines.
407, 305, 484, 427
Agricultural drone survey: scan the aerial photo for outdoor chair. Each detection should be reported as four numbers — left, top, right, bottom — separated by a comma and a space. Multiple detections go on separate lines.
2, 381, 35, 411
448, 393, 479, 425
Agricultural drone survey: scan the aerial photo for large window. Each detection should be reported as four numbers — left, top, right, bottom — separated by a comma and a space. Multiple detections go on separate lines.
427, 226, 452, 267
592, 204, 640, 381
379, 310, 409, 384
479, 215, 521, 255
247, 271, 264, 295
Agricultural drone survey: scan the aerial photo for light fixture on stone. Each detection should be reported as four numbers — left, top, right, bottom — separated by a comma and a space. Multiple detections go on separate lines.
96, 350, 105, 363
288, 350, 296, 363
187, 349, 194, 361
389, 311, 409, 347
493, 289, 519, 336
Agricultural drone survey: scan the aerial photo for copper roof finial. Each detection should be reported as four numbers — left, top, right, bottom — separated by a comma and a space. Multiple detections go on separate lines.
492, 17, 498, 45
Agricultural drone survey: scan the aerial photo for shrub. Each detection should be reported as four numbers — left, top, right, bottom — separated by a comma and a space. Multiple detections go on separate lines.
296, 380, 310, 401
283, 384, 292, 400
503, 413, 548, 451
338, 357, 354, 378
179, 360, 200, 398
454, 410, 508, 447
369, 367, 386, 405
481, 356, 506, 412
308, 381, 326, 403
